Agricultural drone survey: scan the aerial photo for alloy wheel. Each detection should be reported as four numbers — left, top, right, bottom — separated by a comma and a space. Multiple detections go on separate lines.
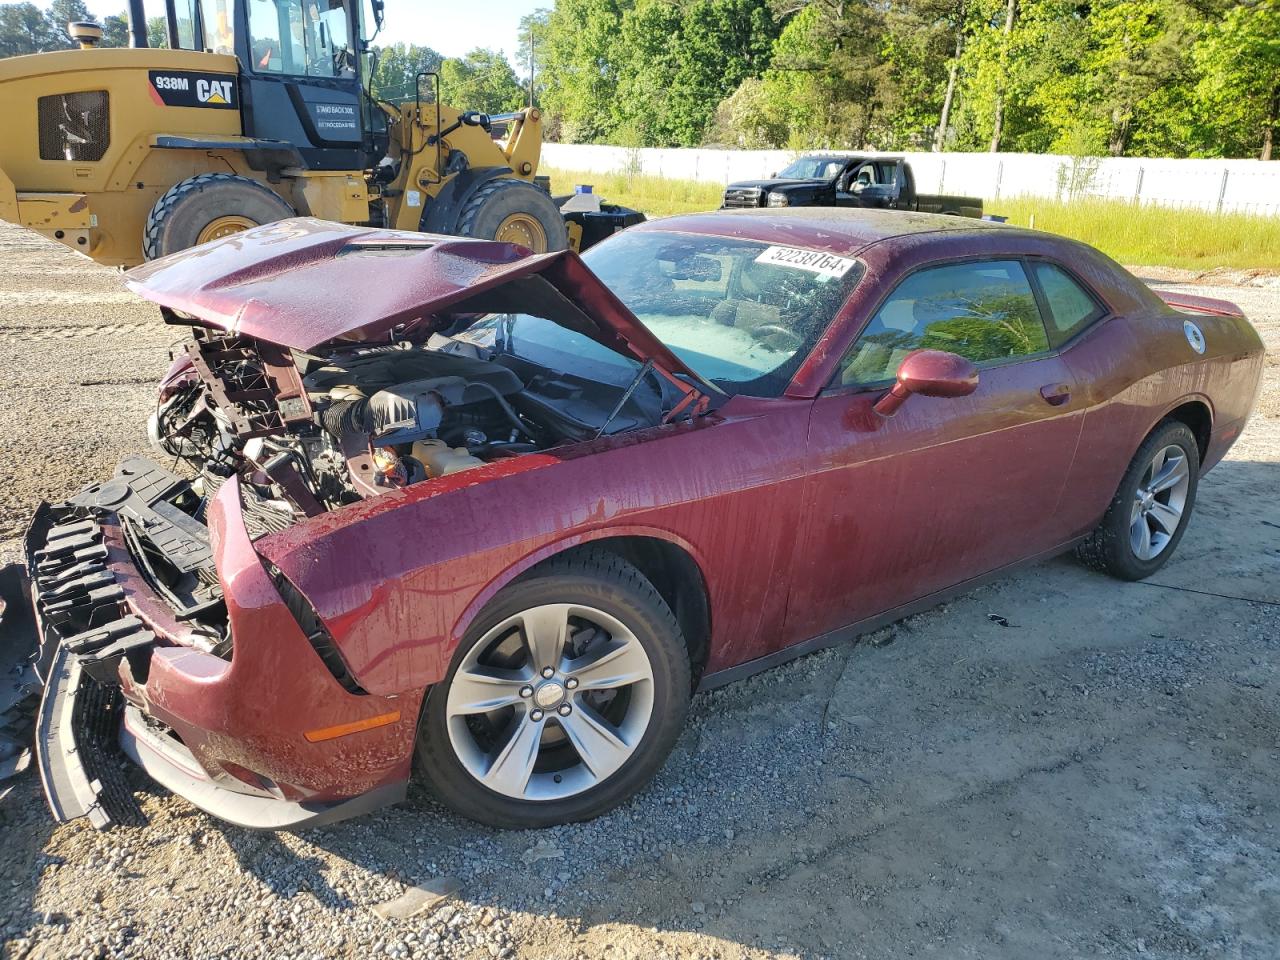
1129, 443, 1191, 560
445, 603, 656, 802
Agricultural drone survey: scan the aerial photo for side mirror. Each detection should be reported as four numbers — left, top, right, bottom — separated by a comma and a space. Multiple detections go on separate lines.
873, 349, 978, 417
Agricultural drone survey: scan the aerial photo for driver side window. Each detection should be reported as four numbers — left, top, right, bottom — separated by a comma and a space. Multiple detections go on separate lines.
838, 260, 1051, 386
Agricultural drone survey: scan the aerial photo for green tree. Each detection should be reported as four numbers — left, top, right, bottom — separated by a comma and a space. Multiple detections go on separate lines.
517, 7, 551, 107
755, 5, 837, 147
1081, 0, 1202, 156
0, 2, 58, 55
751, 0, 895, 149
1195, 1, 1280, 160
880, 0, 973, 149
146, 14, 168, 47
711, 76, 786, 146
539, 0, 629, 142
370, 42, 444, 102
610, 0, 682, 144
438, 48, 524, 114
674, 0, 778, 145
100, 12, 129, 46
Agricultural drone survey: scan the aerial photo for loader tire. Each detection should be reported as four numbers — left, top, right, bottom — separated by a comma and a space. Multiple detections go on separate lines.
143, 174, 295, 260
453, 177, 569, 253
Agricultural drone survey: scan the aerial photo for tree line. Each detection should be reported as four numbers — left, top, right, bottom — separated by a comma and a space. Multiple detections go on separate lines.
534, 0, 1280, 159
3, 0, 1275, 158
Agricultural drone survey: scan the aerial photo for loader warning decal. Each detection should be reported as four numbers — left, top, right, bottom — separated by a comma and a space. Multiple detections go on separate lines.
147, 71, 238, 109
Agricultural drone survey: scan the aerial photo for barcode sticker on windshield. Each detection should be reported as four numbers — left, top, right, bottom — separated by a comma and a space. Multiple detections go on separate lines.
754, 246, 857, 278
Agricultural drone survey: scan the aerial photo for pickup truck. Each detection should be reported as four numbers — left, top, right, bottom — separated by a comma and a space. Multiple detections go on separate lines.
721, 154, 983, 218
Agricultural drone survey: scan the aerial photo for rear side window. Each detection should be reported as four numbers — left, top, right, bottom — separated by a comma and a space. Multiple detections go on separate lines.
1031, 262, 1106, 345
839, 260, 1050, 385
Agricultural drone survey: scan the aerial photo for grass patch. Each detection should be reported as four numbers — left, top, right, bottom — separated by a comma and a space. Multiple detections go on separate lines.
546, 166, 1280, 271
993, 196, 1280, 271
545, 167, 724, 217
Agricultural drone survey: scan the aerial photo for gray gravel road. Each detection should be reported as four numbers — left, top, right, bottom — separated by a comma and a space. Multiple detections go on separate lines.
1, 225, 1278, 960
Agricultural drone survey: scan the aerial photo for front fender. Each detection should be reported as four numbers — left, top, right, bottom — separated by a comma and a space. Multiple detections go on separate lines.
445, 523, 711, 666
254, 398, 809, 697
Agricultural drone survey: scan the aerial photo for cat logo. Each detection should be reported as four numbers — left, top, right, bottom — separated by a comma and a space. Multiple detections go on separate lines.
147, 70, 237, 110
196, 79, 233, 104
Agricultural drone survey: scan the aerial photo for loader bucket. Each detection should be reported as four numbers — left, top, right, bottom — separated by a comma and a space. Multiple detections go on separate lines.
0, 561, 38, 784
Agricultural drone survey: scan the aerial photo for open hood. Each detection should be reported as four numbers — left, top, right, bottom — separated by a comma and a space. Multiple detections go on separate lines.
124, 218, 713, 395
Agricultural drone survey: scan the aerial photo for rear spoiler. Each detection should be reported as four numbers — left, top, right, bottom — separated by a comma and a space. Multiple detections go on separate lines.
1154, 290, 1245, 318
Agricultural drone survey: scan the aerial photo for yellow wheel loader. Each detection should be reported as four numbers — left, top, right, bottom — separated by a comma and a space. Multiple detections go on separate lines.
0, 0, 637, 266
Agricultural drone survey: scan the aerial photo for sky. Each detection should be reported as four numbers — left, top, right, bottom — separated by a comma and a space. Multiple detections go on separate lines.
36, 0, 542, 64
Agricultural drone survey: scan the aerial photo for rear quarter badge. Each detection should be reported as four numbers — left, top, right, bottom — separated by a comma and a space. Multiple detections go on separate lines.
1183, 319, 1206, 354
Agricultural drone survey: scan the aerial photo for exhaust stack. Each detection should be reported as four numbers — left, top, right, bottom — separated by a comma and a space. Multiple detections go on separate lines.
127, 0, 149, 47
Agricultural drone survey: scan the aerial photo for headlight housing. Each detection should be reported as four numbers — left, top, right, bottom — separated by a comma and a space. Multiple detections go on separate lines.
767, 192, 791, 207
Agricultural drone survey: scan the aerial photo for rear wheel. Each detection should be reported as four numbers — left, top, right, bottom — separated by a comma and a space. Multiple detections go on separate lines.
416, 549, 690, 828
453, 177, 569, 253
143, 174, 295, 260
1076, 420, 1200, 580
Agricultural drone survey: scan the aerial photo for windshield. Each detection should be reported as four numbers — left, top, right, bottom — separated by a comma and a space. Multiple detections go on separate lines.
460, 231, 863, 397
776, 157, 847, 181
247, 0, 355, 77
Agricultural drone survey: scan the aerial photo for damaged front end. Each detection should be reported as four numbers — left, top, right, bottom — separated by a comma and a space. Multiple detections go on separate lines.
138, 218, 713, 535
18, 456, 416, 830
5, 218, 714, 830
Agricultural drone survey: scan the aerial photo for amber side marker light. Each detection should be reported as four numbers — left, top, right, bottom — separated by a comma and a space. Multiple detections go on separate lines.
304, 710, 402, 742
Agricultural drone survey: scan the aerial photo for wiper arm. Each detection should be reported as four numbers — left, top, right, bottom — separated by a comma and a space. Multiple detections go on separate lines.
593, 359, 655, 441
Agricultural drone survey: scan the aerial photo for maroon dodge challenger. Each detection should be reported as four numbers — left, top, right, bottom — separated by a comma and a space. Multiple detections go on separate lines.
24, 210, 1263, 831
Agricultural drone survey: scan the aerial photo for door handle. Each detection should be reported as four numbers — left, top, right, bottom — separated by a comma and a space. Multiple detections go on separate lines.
1039, 383, 1071, 406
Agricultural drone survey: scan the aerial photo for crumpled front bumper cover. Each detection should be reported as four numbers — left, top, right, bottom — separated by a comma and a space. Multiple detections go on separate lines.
24, 457, 415, 831
0, 563, 39, 784
27, 502, 147, 828
119, 705, 406, 830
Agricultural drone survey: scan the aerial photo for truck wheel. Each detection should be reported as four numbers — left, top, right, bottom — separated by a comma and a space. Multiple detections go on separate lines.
453, 177, 569, 253
143, 174, 295, 260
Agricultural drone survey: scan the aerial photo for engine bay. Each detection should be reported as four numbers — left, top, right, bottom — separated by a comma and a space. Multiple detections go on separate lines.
150, 330, 649, 538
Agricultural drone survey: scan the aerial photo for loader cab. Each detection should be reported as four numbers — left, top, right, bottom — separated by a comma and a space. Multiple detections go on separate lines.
164, 0, 377, 169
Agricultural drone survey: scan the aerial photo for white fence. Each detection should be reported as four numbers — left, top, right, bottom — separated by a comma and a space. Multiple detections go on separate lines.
541, 143, 1280, 216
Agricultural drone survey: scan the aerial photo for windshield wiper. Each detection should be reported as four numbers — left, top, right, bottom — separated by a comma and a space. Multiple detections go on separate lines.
594, 359, 655, 441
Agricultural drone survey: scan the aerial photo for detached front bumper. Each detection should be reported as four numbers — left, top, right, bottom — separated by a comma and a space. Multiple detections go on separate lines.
26, 457, 418, 830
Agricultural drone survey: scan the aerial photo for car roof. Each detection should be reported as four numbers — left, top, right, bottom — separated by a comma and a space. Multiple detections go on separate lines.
800, 153, 902, 161
631, 208, 1021, 257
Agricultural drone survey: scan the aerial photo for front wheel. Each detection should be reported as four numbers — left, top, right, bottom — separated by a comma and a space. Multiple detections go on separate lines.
1076, 420, 1200, 580
452, 177, 569, 253
416, 549, 690, 828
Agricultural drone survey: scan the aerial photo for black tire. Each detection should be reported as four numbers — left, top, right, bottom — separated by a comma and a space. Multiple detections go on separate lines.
453, 177, 569, 253
143, 173, 295, 260
1075, 420, 1200, 581
416, 548, 690, 828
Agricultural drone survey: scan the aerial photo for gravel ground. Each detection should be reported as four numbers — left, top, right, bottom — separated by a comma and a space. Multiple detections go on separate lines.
1, 224, 1278, 960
